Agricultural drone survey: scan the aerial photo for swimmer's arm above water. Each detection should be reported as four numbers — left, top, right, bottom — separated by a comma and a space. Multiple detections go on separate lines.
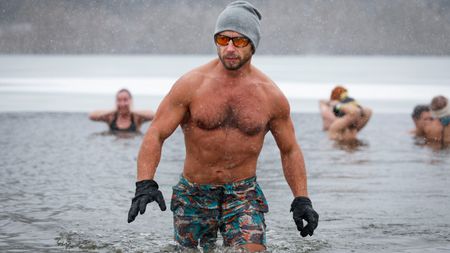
319, 100, 337, 131
319, 99, 330, 107
88, 110, 115, 122
132, 110, 155, 124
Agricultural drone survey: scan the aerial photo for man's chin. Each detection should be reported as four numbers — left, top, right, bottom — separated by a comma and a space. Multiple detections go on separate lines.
222, 60, 243, 70
224, 64, 241, 70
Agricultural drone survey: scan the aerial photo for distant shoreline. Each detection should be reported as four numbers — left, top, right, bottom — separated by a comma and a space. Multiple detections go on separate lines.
1, 55, 449, 113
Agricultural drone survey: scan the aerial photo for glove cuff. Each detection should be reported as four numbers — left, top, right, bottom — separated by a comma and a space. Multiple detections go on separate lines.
135, 179, 159, 189
290, 196, 312, 212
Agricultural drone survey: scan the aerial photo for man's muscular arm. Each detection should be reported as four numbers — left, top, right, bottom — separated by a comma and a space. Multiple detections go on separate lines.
269, 93, 308, 197
269, 88, 319, 237
137, 79, 191, 181
128, 76, 193, 223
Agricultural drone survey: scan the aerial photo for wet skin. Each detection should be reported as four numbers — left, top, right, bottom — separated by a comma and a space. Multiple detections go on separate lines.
423, 117, 450, 144
136, 31, 310, 252
319, 100, 372, 141
412, 111, 433, 137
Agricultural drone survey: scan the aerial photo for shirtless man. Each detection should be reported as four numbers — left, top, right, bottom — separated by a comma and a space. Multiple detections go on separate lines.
127, 1, 318, 252
423, 95, 450, 144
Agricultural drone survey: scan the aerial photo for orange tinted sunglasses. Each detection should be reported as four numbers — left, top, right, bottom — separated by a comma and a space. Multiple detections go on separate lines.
214, 34, 251, 48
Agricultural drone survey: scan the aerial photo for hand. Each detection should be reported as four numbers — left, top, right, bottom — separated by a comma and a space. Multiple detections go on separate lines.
127, 180, 166, 223
290, 196, 319, 237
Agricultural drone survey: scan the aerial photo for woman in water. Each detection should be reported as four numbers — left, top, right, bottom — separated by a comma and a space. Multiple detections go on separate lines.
89, 88, 154, 132
319, 86, 372, 141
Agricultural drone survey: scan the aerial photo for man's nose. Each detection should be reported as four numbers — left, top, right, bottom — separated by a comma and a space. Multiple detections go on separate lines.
224, 40, 237, 52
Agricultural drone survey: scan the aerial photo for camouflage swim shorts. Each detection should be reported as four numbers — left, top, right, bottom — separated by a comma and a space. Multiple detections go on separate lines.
170, 175, 269, 250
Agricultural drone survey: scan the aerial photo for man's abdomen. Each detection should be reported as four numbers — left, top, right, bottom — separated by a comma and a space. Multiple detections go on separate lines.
182, 126, 266, 184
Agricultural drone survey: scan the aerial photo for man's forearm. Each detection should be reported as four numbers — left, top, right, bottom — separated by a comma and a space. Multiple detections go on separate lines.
137, 130, 163, 181
281, 147, 309, 197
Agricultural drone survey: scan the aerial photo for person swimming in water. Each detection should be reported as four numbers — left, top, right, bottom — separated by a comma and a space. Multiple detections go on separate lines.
319, 85, 372, 141
422, 95, 450, 145
89, 88, 154, 132
410, 104, 432, 137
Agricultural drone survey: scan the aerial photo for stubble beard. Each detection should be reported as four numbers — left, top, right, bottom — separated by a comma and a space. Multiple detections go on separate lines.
219, 52, 251, 71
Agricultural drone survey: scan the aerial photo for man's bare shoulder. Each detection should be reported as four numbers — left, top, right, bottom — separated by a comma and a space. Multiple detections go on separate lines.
168, 59, 218, 101
252, 66, 283, 93
252, 66, 290, 117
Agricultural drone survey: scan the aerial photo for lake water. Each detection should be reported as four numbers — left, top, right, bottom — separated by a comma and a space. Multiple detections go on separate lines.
1, 55, 450, 252
1, 112, 450, 252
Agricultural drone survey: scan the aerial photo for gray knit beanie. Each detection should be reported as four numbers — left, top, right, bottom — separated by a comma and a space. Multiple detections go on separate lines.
214, 1, 262, 50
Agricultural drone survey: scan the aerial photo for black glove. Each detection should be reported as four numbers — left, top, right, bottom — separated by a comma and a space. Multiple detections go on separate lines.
127, 180, 166, 223
290, 196, 319, 237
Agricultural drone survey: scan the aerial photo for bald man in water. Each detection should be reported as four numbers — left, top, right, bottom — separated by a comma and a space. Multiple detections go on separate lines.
127, 1, 318, 252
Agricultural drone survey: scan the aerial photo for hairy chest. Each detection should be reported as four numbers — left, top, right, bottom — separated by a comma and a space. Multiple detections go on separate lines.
188, 89, 270, 136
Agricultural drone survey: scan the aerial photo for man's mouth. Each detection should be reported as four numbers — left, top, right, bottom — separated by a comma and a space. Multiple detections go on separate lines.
224, 56, 239, 62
